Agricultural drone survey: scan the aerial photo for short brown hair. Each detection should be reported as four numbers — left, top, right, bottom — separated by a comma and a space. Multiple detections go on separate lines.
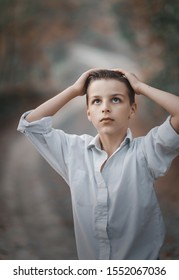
84, 69, 135, 105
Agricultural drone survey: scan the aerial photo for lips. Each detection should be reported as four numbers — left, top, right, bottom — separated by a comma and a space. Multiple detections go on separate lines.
100, 117, 114, 122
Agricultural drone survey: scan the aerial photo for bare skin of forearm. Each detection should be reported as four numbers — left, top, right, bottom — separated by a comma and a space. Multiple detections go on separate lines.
25, 85, 78, 122
115, 68, 179, 131
116, 68, 179, 133
137, 82, 179, 133
137, 82, 179, 116
25, 68, 98, 123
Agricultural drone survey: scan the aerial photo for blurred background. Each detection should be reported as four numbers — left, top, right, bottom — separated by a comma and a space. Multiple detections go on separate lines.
0, 0, 179, 260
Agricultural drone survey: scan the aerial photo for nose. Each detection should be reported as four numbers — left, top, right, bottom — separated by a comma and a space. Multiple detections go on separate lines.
102, 101, 111, 113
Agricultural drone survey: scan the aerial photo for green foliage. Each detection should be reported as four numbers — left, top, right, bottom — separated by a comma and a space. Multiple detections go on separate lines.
149, 1, 179, 93
112, 0, 179, 95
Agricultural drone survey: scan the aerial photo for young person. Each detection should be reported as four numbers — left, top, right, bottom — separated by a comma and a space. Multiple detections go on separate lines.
17, 68, 179, 259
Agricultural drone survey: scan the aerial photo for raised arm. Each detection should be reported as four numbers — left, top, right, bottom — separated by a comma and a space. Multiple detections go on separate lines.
115, 69, 179, 134
25, 69, 95, 122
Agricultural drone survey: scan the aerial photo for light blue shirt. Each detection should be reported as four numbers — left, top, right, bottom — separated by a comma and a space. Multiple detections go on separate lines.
18, 112, 179, 259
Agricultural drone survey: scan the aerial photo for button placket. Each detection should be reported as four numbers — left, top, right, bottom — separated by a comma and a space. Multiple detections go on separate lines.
94, 150, 110, 259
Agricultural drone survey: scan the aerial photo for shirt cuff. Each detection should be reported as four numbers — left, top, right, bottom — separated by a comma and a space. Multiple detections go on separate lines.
17, 110, 52, 134
158, 116, 179, 149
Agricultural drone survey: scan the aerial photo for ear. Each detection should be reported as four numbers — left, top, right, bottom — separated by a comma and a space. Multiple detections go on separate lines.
86, 107, 91, 122
129, 103, 137, 119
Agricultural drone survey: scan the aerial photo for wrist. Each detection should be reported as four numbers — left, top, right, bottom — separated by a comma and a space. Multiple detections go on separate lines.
70, 84, 83, 97
134, 81, 145, 95
65, 85, 80, 98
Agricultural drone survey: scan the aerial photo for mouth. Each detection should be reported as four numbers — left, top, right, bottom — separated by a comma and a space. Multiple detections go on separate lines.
100, 117, 114, 122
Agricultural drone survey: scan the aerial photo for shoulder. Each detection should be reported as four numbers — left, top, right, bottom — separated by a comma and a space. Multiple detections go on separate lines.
131, 117, 179, 179
142, 116, 179, 150
63, 132, 94, 148
128, 116, 179, 158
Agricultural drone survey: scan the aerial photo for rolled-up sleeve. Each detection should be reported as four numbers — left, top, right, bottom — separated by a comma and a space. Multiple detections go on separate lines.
142, 116, 179, 179
17, 111, 69, 184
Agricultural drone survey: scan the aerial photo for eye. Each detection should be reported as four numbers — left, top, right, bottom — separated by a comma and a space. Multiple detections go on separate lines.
92, 99, 101, 105
112, 97, 121, 103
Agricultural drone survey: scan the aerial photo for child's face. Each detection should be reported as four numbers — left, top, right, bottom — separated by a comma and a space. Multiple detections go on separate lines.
86, 79, 136, 137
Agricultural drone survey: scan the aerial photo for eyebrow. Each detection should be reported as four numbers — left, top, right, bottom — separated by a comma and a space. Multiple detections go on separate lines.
89, 93, 125, 99
111, 93, 125, 97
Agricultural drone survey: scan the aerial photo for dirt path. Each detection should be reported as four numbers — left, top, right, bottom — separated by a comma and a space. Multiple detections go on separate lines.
1, 124, 77, 259
0, 92, 96, 260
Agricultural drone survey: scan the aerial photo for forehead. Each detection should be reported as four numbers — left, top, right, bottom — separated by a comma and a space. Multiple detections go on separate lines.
87, 79, 129, 97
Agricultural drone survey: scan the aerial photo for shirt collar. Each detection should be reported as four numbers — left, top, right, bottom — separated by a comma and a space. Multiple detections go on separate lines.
87, 128, 133, 151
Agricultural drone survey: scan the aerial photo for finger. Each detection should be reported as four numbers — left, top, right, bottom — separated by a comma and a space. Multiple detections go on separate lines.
111, 69, 128, 79
112, 68, 129, 77
112, 68, 126, 73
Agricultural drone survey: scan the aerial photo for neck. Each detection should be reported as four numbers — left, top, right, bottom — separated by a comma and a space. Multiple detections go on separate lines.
99, 131, 127, 157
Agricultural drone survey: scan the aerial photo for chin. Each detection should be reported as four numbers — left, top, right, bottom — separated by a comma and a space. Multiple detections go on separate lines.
99, 128, 116, 136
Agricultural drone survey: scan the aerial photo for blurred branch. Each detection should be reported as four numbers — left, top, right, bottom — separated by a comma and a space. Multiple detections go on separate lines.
112, 0, 179, 95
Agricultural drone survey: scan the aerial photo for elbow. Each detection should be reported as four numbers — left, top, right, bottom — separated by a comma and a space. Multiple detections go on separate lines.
170, 116, 179, 134
25, 113, 34, 123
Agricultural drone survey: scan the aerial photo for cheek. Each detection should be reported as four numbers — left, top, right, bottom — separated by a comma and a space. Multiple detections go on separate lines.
87, 109, 98, 123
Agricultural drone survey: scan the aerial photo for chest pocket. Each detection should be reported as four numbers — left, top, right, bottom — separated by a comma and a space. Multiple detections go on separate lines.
71, 170, 94, 207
